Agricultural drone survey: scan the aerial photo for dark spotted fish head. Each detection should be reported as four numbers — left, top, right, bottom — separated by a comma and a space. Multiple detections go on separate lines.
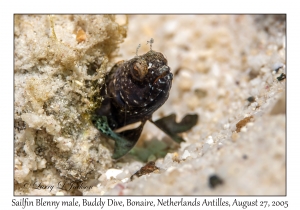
112, 50, 173, 119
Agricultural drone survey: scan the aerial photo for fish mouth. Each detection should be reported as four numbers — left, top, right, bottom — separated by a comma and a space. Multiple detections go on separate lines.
153, 65, 172, 84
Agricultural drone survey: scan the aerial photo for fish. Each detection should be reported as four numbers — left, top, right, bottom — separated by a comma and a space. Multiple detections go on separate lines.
92, 47, 198, 159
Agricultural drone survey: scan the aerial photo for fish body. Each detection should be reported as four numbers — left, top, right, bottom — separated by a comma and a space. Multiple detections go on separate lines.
92, 50, 198, 159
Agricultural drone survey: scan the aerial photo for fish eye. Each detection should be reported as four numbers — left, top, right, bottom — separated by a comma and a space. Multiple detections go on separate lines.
131, 60, 148, 81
